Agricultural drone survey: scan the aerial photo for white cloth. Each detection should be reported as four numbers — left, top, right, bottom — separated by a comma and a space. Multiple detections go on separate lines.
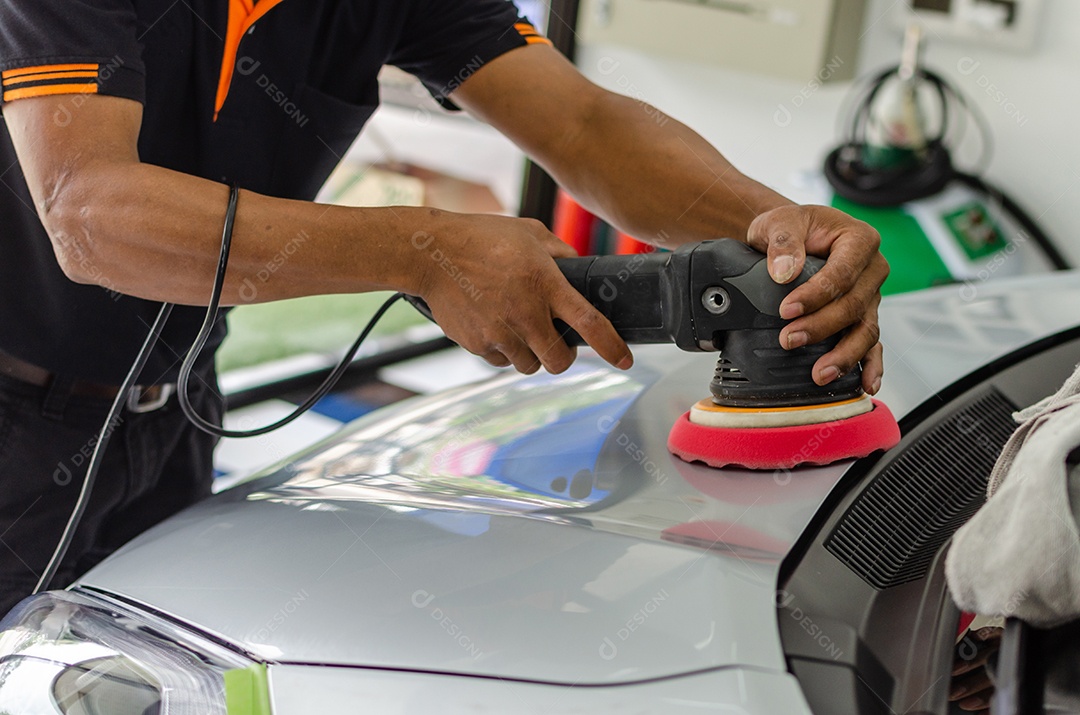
946, 362, 1080, 628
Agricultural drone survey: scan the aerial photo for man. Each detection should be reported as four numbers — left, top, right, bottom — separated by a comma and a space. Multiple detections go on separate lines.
0, 0, 888, 613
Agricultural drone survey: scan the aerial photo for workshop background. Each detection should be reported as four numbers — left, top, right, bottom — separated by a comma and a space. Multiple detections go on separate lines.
570, 0, 1079, 263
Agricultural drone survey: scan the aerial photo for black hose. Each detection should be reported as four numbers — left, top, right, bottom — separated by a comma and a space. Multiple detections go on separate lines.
826, 64, 1068, 270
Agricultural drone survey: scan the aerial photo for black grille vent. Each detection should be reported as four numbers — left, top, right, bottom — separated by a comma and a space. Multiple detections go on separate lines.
825, 388, 1018, 589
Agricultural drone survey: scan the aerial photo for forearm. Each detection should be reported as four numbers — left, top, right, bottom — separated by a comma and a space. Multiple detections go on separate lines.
451, 46, 790, 247
554, 90, 793, 246
2, 91, 633, 377
41, 161, 431, 306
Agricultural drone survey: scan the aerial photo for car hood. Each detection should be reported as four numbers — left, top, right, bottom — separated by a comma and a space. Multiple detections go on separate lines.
79, 272, 1080, 685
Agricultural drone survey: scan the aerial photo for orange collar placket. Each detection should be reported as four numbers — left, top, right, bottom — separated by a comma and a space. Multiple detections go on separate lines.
213, 0, 287, 121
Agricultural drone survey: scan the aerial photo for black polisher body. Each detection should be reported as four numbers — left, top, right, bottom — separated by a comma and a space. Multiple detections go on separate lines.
553, 239, 864, 409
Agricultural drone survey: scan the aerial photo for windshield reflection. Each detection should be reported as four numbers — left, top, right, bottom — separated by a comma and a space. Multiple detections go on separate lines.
248, 365, 646, 517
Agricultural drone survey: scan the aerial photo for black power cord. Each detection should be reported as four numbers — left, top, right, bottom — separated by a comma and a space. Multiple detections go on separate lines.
35, 184, 405, 591
175, 186, 405, 437
32, 303, 174, 595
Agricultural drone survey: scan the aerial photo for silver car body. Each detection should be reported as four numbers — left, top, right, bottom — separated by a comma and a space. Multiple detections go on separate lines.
70, 272, 1080, 713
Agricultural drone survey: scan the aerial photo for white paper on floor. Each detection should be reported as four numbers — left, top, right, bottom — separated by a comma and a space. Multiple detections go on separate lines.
378, 346, 499, 394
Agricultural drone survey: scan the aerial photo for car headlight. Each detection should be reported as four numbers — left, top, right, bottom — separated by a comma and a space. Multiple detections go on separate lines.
0, 590, 268, 715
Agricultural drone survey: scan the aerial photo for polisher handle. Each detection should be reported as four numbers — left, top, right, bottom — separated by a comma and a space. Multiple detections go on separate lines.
554, 252, 678, 346
555, 239, 823, 351
405, 238, 832, 356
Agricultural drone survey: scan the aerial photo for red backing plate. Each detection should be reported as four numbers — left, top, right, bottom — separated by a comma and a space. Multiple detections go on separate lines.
667, 399, 901, 470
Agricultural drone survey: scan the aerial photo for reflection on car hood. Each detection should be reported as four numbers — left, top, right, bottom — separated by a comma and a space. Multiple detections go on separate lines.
80, 272, 1080, 685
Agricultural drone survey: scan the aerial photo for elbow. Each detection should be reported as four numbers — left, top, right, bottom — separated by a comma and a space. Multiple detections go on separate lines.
38, 172, 114, 287
44, 209, 101, 286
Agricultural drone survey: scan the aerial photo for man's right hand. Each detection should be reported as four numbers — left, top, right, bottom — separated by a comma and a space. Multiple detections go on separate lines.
411, 212, 632, 375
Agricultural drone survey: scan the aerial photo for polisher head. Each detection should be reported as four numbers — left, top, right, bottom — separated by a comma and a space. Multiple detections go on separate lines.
667, 397, 901, 470
667, 331, 901, 470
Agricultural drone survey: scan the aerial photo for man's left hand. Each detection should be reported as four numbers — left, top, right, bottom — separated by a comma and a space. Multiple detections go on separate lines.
747, 205, 889, 396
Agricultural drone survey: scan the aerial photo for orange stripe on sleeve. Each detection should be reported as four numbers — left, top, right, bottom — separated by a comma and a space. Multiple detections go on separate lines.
2, 63, 98, 80
515, 22, 551, 44
3, 71, 98, 86
3, 83, 98, 102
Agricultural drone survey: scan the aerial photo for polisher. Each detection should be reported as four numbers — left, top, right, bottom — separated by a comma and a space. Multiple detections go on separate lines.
405, 238, 899, 470
552, 239, 900, 470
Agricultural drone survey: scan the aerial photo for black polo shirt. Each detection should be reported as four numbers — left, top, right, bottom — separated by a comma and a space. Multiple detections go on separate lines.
0, 0, 549, 384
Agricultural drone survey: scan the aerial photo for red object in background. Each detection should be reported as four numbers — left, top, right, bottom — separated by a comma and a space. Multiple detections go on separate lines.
552, 191, 658, 256
667, 399, 901, 470
552, 190, 597, 255
614, 231, 655, 255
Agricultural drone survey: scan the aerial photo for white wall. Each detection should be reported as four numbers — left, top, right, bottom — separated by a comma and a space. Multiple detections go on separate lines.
577, 0, 1080, 263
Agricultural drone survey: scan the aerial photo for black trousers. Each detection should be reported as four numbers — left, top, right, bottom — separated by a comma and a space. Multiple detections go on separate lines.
0, 370, 222, 616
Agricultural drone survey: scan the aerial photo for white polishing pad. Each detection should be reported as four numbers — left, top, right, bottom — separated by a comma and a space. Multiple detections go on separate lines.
689, 393, 873, 429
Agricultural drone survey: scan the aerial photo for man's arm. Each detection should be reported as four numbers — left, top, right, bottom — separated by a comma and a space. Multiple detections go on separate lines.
3, 94, 631, 375
454, 45, 888, 393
